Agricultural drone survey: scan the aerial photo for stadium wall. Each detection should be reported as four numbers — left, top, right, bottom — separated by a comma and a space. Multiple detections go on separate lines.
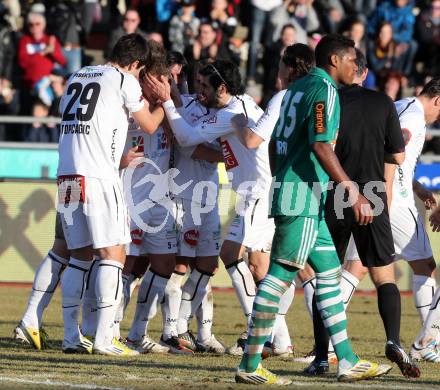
0, 143, 439, 290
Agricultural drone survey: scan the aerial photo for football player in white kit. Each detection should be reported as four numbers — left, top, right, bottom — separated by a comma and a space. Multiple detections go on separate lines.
342, 78, 440, 362
145, 59, 297, 355
231, 43, 316, 358
57, 34, 166, 356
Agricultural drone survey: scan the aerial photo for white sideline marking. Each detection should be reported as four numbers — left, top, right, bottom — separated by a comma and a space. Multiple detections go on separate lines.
0, 374, 432, 390
0, 377, 126, 390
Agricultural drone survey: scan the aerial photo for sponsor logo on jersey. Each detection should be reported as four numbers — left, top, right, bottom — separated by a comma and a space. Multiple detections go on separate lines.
131, 229, 143, 245
276, 140, 287, 155
157, 131, 168, 150
397, 165, 408, 198
111, 128, 117, 162
314, 101, 326, 133
220, 139, 239, 170
184, 229, 199, 247
131, 135, 144, 153
401, 128, 412, 146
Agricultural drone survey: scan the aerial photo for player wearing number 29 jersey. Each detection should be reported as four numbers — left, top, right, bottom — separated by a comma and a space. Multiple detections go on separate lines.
58, 64, 144, 179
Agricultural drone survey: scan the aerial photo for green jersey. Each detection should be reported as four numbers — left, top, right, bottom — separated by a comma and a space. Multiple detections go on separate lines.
271, 67, 340, 218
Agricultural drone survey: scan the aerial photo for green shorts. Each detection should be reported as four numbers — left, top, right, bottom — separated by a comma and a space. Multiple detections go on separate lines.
271, 216, 338, 270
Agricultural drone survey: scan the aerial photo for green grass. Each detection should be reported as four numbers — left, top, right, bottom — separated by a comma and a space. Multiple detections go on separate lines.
1, 287, 440, 389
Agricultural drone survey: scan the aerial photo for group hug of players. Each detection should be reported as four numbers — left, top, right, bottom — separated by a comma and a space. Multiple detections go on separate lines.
12, 32, 440, 384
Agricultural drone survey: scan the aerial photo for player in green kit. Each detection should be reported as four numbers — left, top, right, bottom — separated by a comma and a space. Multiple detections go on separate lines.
235, 34, 393, 385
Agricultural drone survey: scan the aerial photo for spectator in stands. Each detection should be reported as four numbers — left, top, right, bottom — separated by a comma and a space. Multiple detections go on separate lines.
23, 98, 58, 143
169, 0, 200, 54
286, 0, 320, 34
379, 70, 404, 100
315, 0, 348, 33
416, 0, 440, 77
104, 9, 147, 59
263, 23, 298, 104
184, 19, 232, 62
147, 31, 165, 45
46, 1, 83, 75
342, 17, 367, 54
247, 0, 285, 84
0, 3, 16, 83
18, 11, 65, 115
367, 21, 402, 83
368, 0, 418, 77
0, 77, 19, 141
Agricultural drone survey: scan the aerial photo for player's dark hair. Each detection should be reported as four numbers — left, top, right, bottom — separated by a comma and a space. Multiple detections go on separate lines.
354, 48, 367, 77
315, 34, 355, 68
199, 60, 244, 95
282, 43, 315, 78
420, 77, 440, 98
143, 39, 167, 73
167, 51, 188, 67
109, 33, 150, 68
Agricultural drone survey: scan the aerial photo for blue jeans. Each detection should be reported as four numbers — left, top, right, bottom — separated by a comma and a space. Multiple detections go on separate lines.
247, 6, 269, 80
62, 47, 82, 75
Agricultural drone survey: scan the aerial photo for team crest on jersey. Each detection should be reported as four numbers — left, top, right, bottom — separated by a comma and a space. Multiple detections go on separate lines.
157, 132, 168, 150
203, 115, 217, 124
184, 229, 199, 247
220, 139, 239, 170
314, 101, 326, 133
130, 229, 143, 245
401, 128, 412, 146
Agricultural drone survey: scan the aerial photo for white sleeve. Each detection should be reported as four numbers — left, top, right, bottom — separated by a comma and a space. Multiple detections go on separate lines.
121, 73, 145, 113
163, 100, 234, 147
249, 90, 285, 142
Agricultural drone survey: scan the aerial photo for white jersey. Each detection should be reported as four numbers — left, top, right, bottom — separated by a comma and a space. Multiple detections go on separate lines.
58, 65, 144, 179
172, 95, 221, 205
249, 89, 286, 142
122, 117, 171, 202
218, 95, 268, 200
393, 97, 426, 207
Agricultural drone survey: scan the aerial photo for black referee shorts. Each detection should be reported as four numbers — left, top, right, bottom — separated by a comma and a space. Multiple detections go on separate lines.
325, 186, 395, 268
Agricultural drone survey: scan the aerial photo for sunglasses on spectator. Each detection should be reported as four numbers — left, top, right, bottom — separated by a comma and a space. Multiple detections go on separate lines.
124, 18, 138, 22
29, 22, 42, 26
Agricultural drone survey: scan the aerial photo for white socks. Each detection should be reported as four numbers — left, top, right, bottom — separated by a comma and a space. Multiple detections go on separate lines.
61, 257, 92, 345
271, 281, 295, 351
196, 282, 214, 343
177, 269, 212, 335
226, 260, 256, 324
340, 270, 360, 308
82, 259, 99, 337
22, 251, 68, 330
94, 260, 123, 349
415, 287, 440, 347
127, 270, 169, 341
162, 271, 184, 338
302, 277, 316, 320
413, 275, 436, 323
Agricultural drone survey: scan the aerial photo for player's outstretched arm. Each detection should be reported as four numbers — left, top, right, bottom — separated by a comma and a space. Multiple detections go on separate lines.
312, 141, 373, 226
132, 103, 165, 135
413, 179, 438, 210
231, 113, 264, 149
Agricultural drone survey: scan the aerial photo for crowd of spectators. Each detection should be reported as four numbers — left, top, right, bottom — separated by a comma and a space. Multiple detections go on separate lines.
0, 0, 438, 151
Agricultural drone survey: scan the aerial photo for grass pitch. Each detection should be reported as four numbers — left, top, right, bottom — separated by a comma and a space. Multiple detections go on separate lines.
1, 287, 440, 390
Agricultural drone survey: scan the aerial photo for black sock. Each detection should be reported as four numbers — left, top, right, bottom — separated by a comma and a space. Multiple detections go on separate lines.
312, 294, 329, 361
377, 283, 401, 345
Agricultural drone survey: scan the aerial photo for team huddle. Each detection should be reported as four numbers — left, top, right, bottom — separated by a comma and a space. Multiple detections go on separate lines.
12, 32, 440, 385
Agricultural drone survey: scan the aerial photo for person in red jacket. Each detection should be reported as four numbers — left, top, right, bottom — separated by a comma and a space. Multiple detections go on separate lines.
18, 12, 66, 91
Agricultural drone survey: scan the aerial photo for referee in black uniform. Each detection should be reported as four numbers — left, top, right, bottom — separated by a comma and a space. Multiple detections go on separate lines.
309, 49, 420, 378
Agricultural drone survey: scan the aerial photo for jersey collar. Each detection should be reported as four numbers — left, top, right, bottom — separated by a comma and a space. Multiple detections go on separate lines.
310, 67, 337, 89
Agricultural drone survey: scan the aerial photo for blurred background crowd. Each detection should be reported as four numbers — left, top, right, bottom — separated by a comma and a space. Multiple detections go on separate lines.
0, 0, 438, 152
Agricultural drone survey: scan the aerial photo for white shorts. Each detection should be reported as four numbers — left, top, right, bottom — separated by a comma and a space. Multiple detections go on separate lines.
345, 204, 433, 262
174, 198, 221, 258
126, 203, 177, 256
58, 176, 131, 250
225, 197, 275, 252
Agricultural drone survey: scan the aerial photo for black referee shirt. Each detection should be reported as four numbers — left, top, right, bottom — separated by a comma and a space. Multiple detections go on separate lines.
335, 85, 405, 183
